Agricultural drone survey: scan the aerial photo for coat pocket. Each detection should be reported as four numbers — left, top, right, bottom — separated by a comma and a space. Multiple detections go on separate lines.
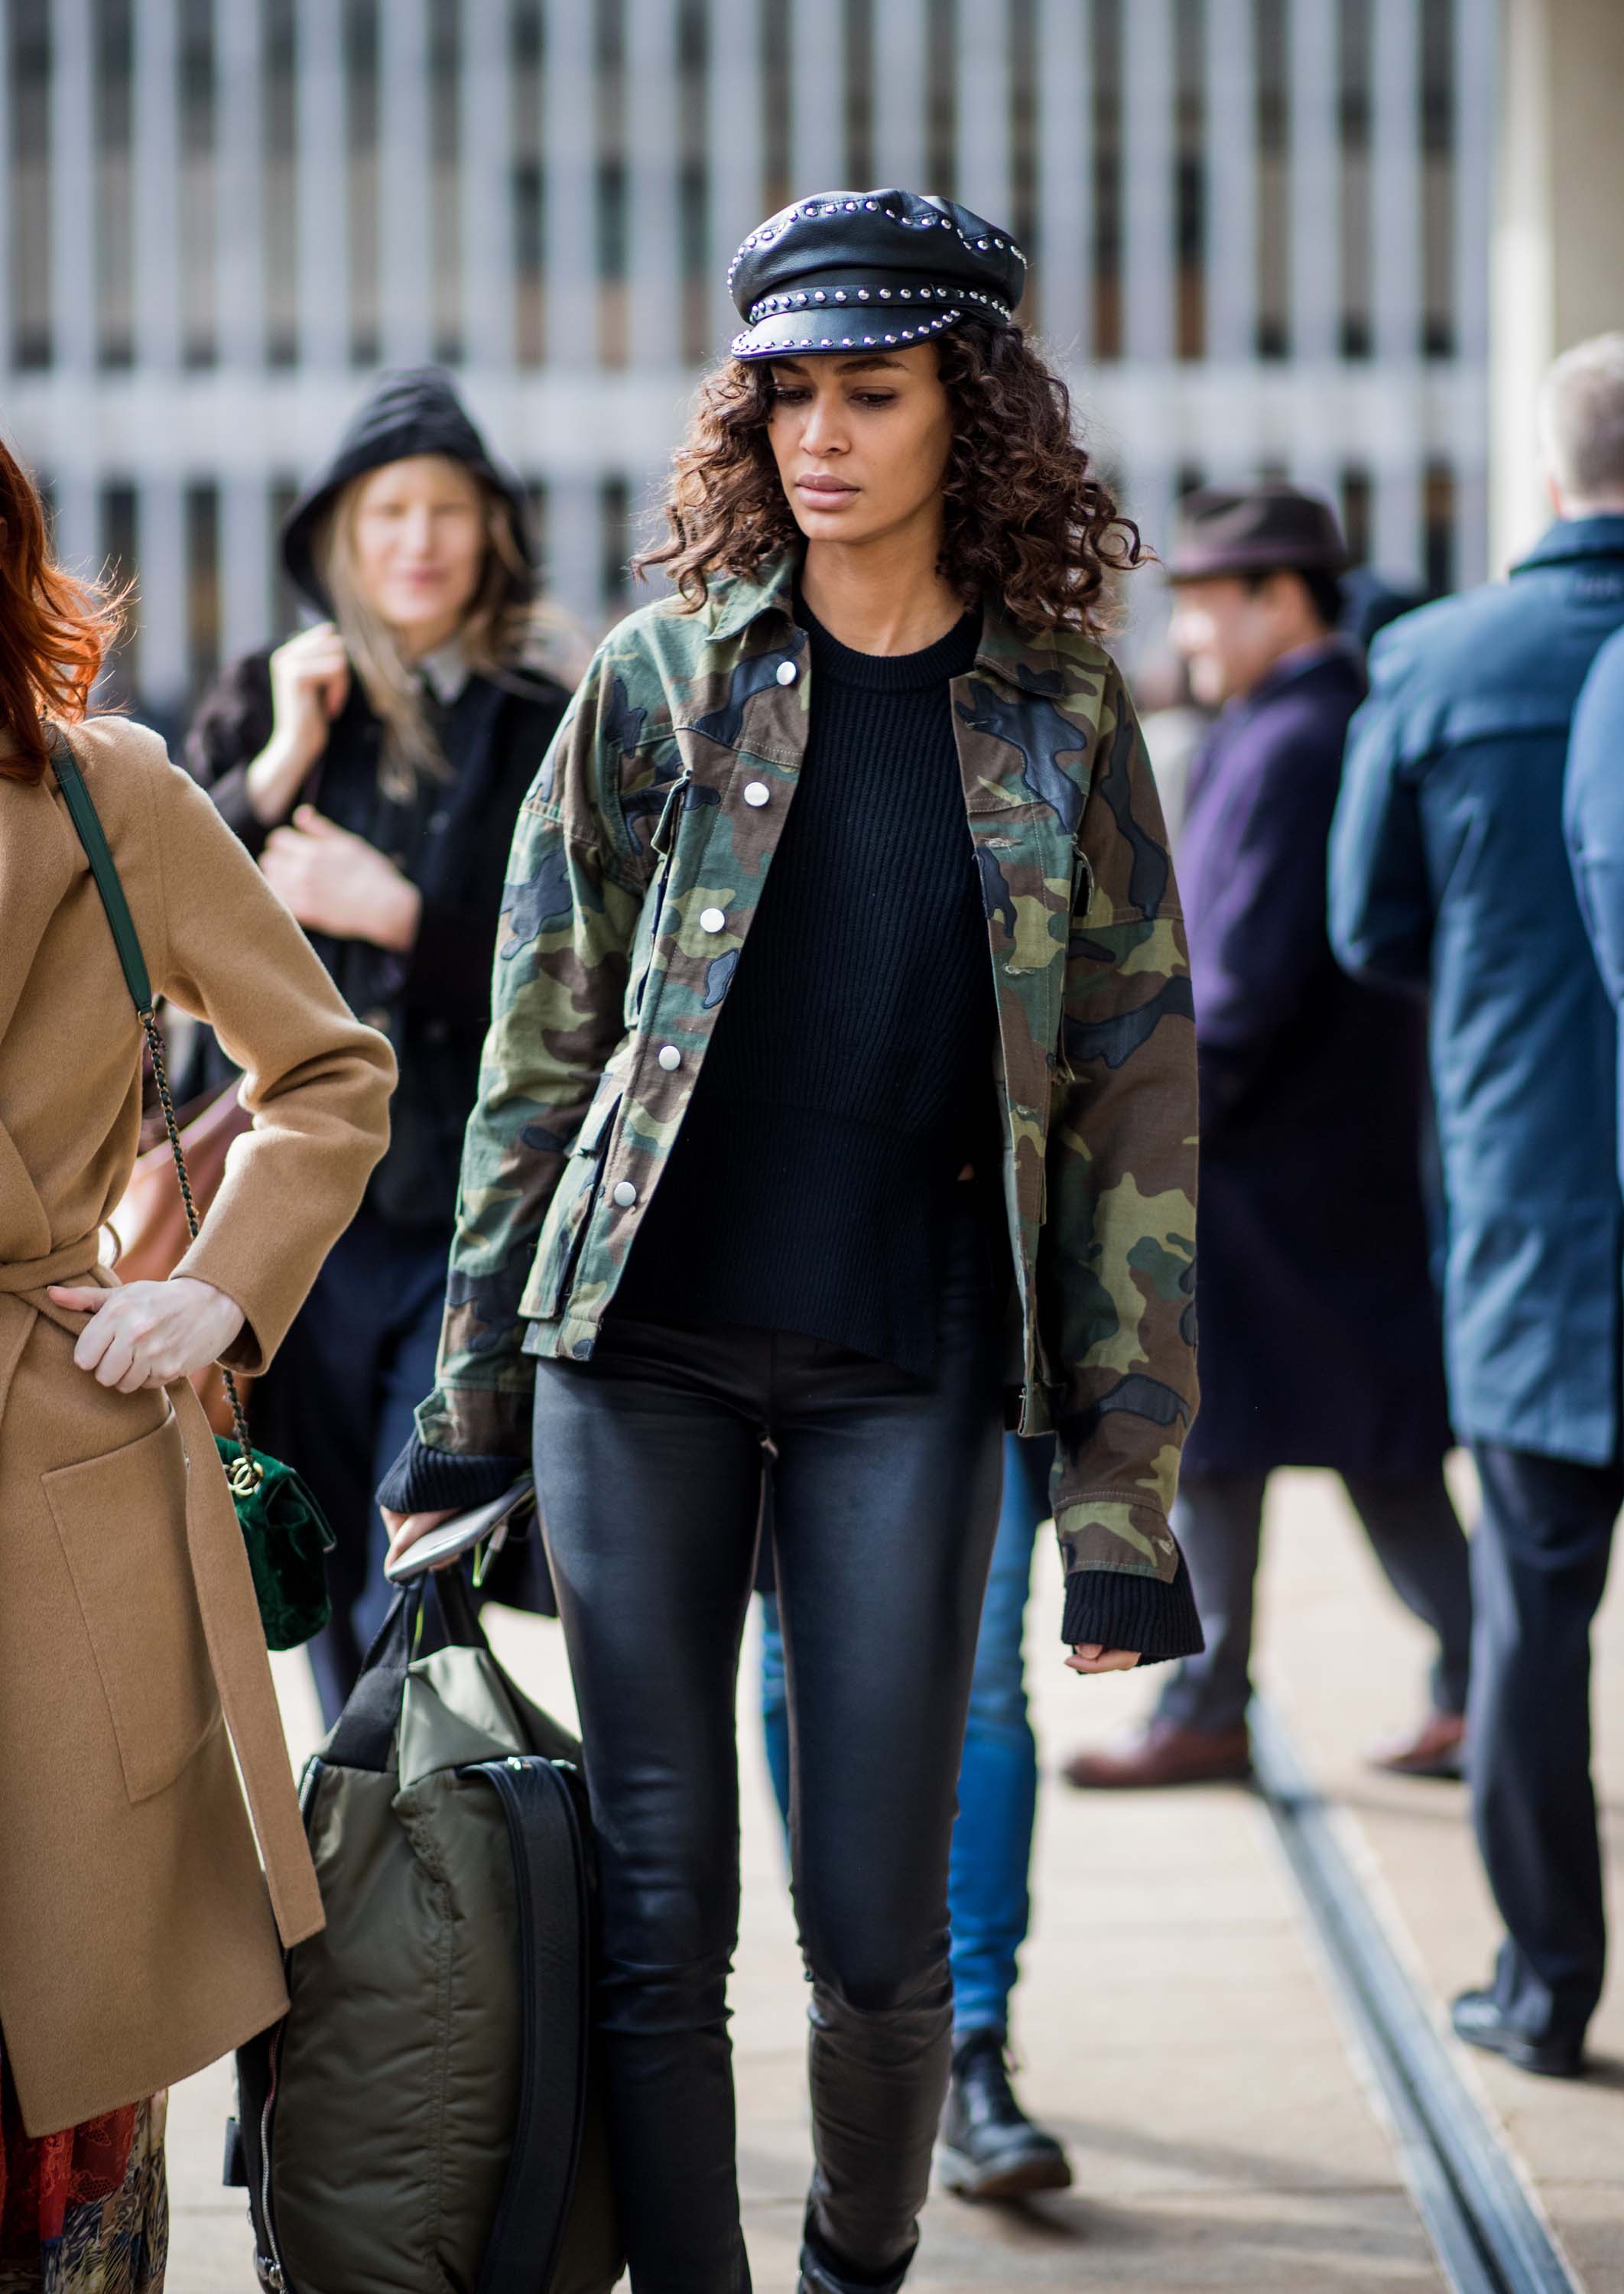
44, 1413, 218, 1804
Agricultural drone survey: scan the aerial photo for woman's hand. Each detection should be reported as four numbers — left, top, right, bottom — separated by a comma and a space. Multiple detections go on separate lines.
382, 1507, 459, 1573
1067, 1643, 1142, 1675
46, 1278, 247, 1393
262, 805, 423, 950
247, 622, 352, 823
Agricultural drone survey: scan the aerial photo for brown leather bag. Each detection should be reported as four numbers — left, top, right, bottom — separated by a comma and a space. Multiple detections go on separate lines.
108, 1076, 255, 1435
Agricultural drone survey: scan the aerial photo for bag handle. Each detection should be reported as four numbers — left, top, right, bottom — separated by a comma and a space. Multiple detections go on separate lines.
48, 726, 261, 1490
466, 1754, 592, 2294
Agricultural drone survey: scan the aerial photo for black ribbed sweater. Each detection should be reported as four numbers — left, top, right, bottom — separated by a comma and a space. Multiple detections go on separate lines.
612, 594, 996, 1372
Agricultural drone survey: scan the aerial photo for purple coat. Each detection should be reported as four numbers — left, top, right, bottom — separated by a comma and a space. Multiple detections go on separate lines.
1179, 645, 1450, 1477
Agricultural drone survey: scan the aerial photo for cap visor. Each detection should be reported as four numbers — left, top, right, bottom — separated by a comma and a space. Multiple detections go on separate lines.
730, 304, 970, 361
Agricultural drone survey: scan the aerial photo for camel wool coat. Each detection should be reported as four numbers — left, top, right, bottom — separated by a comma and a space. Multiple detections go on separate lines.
0, 715, 395, 2137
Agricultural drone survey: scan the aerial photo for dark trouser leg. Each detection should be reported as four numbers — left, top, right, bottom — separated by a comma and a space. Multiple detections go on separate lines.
1467, 1441, 1622, 2042
948, 1433, 1051, 2039
354, 1237, 450, 1661
772, 1274, 1005, 2288
1154, 1472, 1269, 1733
1341, 1468, 1473, 1715
532, 1322, 762, 2294
252, 1205, 447, 1726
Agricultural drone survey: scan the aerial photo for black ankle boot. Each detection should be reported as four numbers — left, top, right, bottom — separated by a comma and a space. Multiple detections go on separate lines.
936, 2030, 1073, 2201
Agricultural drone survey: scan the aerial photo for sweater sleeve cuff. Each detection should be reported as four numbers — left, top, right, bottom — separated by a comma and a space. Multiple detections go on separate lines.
375, 1431, 523, 1516
1060, 1561, 1205, 1668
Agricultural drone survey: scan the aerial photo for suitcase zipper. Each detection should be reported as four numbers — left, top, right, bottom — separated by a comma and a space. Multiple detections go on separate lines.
257, 2021, 287, 2289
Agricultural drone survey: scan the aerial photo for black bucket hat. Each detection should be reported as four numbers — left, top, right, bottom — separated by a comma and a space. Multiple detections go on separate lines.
1166, 483, 1350, 582
281, 366, 534, 616
727, 187, 1027, 361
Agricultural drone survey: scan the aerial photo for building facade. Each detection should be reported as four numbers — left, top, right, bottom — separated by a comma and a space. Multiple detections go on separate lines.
0, 0, 1493, 721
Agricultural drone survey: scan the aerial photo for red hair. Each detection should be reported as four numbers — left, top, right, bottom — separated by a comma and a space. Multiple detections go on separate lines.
0, 434, 127, 784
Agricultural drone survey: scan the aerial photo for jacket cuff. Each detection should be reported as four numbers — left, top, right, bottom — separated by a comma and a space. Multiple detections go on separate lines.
375, 1431, 521, 1516
1060, 1561, 1205, 1667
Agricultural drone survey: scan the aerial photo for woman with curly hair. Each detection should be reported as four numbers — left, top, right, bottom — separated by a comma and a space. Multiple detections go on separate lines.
0, 433, 391, 2289
383, 190, 1200, 2294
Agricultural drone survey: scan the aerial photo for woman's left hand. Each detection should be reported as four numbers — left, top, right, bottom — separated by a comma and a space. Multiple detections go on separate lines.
1067, 1643, 1142, 1675
261, 805, 423, 951
46, 1278, 248, 1392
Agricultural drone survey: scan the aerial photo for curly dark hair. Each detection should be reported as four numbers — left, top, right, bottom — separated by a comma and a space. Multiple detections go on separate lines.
632, 323, 1142, 637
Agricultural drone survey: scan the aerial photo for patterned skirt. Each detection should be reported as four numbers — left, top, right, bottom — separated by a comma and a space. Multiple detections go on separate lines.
0, 2047, 167, 2294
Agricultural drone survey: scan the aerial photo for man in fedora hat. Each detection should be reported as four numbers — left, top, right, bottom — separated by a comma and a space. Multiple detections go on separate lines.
1065, 483, 1473, 1792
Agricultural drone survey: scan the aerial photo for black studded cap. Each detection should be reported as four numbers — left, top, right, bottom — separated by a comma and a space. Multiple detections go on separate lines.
727, 187, 1027, 361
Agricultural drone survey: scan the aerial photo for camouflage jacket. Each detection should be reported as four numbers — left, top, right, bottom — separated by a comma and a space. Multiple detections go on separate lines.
417, 553, 1199, 1606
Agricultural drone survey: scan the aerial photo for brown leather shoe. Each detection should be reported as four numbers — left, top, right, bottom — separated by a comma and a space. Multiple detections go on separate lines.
1062, 1718, 1252, 1789
1366, 1709, 1466, 1779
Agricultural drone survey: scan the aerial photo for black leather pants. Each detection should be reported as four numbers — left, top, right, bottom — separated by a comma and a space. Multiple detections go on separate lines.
531, 1236, 1005, 2293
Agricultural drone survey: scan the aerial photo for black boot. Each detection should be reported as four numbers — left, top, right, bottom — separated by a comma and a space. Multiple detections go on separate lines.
936, 2030, 1073, 2201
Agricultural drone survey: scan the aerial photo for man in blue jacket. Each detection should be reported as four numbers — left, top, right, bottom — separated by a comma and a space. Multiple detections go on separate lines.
1330, 334, 1624, 2078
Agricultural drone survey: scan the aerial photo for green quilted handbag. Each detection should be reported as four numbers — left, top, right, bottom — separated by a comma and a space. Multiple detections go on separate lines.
51, 729, 336, 1651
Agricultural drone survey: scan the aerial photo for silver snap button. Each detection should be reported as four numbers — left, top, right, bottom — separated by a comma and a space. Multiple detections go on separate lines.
611, 1181, 638, 1208
775, 660, 797, 686
743, 781, 770, 807
658, 1045, 681, 1071
699, 906, 726, 933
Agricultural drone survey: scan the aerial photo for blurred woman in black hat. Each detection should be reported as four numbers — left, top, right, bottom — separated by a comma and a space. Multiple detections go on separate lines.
187, 367, 574, 1720
384, 194, 1200, 2294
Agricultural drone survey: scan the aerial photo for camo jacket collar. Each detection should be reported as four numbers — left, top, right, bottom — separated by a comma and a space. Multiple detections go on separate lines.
703, 550, 1063, 702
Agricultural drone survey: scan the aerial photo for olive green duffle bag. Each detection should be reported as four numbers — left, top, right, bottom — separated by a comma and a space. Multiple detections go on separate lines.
226, 1568, 623, 2294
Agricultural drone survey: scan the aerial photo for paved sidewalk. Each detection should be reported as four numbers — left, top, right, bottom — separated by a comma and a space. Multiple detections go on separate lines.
164, 1550, 1458, 2292
1256, 1464, 1624, 2293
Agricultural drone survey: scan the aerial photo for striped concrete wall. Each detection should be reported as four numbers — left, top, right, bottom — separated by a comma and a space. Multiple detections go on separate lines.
0, 0, 1493, 718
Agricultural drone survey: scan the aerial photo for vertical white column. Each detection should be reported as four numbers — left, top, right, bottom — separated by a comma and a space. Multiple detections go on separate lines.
219, 476, 273, 662
1035, 0, 1090, 358
625, 0, 680, 369
296, 0, 349, 369
542, 0, 602, 625
954, 0, 1012, 219
48, 0, 97, 570
378, 0, 432, 365
791, 0, 845, 195
1369, 0, 1424, 581
1287, 0, 1340, 502
543, 0, 596, 359
0, 0, 11, 382
706, 0, 765, 356
1205, 0, 1258, 368
1122, 0, 1175, 363
1451, 0, 1494, 585
133, 0, 181, 372
544, 476, 604, 633
133, 0, 188, 710
215, 0, 265, 369
216, 0, 268, 664
462, 0, 517, 370
872, 0, 927, 190
1288, 0, 1340, 364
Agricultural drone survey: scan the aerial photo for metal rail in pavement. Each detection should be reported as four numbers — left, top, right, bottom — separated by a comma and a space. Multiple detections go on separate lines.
1249, 1701, 1583, 2294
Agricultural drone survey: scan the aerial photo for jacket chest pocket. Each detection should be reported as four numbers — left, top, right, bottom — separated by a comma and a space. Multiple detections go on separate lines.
43, 1412, 218, 1804
526, 1081, 623, 1319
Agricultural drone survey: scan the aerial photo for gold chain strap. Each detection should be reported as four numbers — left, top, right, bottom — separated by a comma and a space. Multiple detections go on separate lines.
139, 1006, 263, 1492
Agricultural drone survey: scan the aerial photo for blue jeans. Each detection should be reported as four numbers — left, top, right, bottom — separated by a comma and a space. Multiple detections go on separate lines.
762, 1432, 1054, 2038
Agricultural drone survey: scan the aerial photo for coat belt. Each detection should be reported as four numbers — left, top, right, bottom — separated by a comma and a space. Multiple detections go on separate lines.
0, 1234, 105, 1292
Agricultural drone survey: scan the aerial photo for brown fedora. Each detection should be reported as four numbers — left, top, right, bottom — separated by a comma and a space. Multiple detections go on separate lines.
1166, 482, 1349, 581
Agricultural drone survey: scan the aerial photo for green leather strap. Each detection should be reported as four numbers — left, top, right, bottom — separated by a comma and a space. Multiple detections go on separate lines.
49, 726, 154, 1014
